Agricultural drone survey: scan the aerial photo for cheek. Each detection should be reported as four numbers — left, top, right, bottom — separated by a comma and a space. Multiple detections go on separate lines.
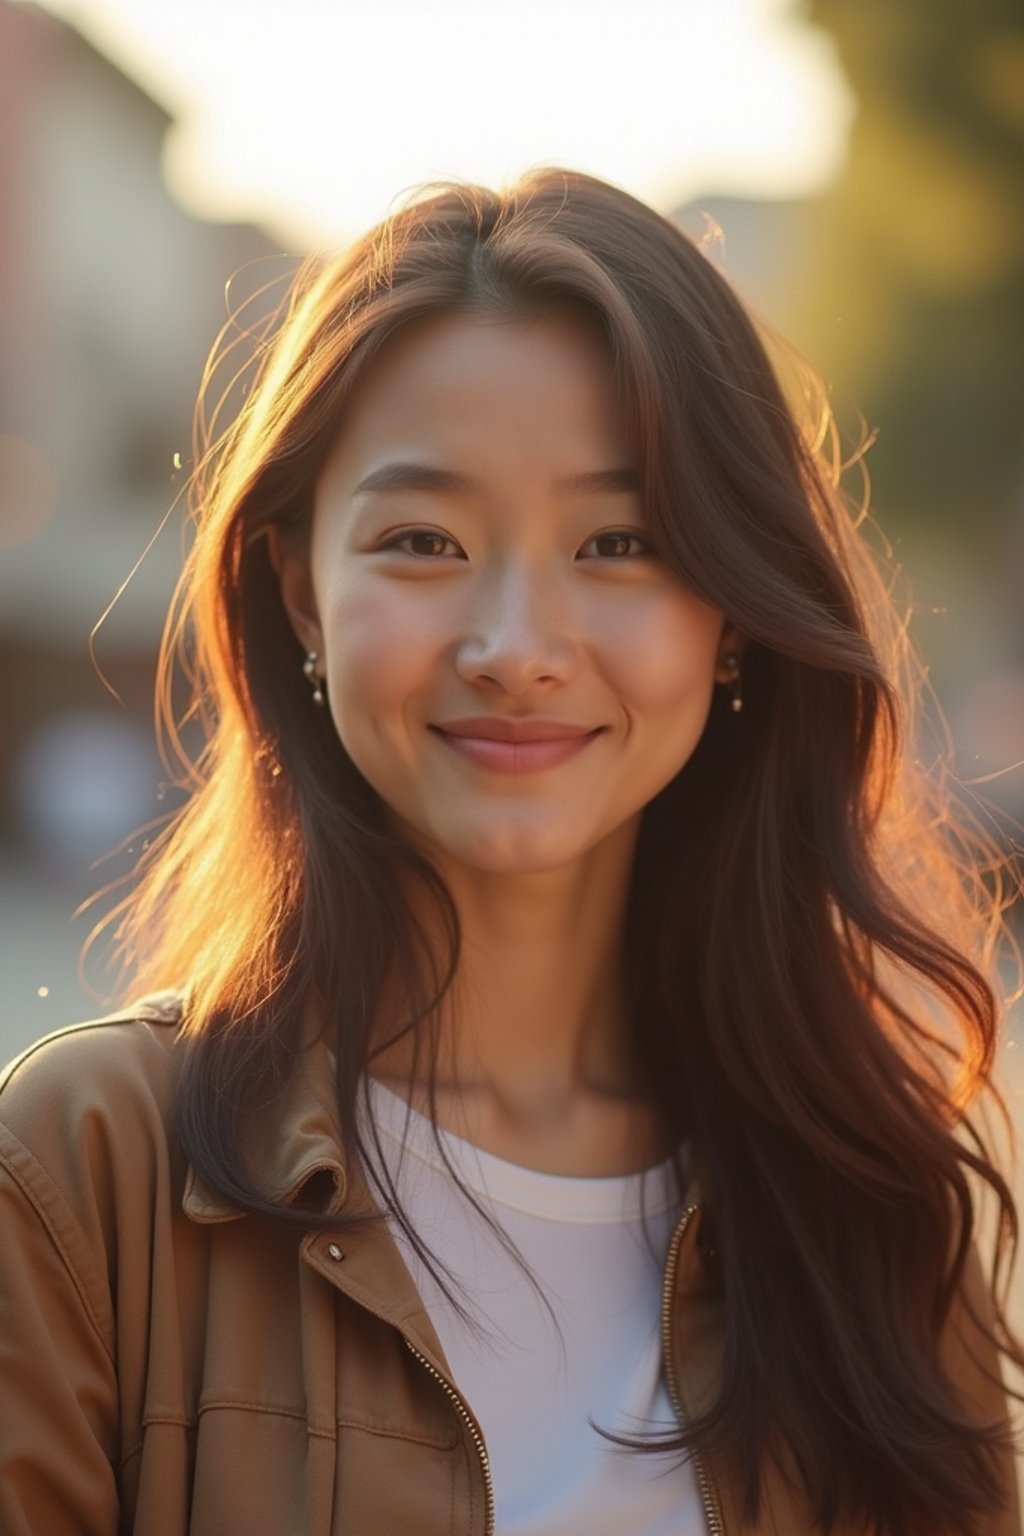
595, 588, 722, 713
318, 574, 443, 740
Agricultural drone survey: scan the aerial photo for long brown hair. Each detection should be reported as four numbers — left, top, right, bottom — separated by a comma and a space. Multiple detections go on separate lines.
106, 167, 1022, 1534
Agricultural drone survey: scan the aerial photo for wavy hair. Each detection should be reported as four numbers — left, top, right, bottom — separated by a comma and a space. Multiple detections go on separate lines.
104, 167, 1022, 1534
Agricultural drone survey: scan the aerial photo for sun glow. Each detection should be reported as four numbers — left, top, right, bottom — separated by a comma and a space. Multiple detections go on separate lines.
23, 0, 854, 246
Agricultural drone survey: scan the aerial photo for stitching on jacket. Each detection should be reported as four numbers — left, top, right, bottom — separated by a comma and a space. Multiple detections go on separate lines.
120, 1420, 195, 1468
0, 1128, 115, 1362
0, 1008, 177, 1095
197, 1399, 318, 1421
336, 1413, 460, 1449
126, 1405, 457, 1455
194, 1399, 456, 1451
335, 1416, 459, 1451
120, 1412, 336, 1470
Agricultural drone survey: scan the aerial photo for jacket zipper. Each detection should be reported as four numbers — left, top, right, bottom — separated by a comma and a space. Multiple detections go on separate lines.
662, 1203, 727, 1536
403, 1201, 723, 1536
404, 1338, 495, 1536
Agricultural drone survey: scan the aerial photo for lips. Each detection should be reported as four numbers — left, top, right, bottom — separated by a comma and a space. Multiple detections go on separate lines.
433, 717, 599, 743
429, 718, 605, 774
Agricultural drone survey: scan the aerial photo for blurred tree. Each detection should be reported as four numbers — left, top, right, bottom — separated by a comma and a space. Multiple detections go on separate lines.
798, 0, 1024, 556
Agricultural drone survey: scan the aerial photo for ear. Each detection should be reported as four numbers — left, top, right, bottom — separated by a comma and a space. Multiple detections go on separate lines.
266, 524, 323, 656
714, 621, 748, 685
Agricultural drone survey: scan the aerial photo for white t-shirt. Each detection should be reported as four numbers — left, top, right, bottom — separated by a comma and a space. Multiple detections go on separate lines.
358, 1077, 706, 1536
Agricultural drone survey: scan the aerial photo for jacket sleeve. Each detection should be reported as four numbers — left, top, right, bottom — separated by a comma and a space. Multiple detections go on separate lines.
0, 1120, 120, 1536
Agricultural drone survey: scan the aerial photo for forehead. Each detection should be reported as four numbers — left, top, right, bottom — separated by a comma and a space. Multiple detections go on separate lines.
319, 308, 633, 488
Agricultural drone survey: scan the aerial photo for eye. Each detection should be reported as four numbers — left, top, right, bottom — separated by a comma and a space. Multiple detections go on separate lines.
579, 529, 653, 559
380, 527, 465, 559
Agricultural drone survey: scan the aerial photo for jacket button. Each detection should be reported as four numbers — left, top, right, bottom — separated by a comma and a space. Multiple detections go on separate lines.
327, 1242, 344, 1261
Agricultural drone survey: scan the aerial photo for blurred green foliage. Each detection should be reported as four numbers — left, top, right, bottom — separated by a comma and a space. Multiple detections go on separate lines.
799, 0, 1024, 551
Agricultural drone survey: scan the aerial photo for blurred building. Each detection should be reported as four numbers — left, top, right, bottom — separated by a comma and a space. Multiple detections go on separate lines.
0, 0, 284, 1034
0, 2, 284, 817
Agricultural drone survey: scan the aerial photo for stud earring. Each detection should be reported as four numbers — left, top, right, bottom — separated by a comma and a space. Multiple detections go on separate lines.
303, 650, 326, 707
723, 652, 743, 714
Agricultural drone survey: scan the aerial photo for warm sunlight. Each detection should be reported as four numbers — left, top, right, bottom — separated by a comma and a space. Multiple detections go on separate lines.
23, 0, 855, 244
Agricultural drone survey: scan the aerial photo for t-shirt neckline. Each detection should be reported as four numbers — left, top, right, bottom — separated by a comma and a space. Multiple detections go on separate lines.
361, 1073, 689, 1224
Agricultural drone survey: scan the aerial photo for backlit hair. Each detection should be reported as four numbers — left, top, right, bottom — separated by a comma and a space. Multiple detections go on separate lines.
103, 168, 1021, 1535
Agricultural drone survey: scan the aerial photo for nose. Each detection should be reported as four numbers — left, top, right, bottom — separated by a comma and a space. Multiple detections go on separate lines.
453, 559, 578, 694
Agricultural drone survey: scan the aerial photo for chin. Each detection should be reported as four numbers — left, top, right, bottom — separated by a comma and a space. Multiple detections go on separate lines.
427, 819, 599, 877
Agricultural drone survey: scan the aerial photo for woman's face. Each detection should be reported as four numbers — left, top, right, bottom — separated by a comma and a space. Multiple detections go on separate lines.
274, 308, 742, 875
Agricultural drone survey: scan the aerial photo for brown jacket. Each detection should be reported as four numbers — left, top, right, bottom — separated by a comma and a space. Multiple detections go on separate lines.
0, 995, 1019, 1535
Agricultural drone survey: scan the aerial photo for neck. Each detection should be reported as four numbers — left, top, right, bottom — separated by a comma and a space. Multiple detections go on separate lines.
371, 815, 648, 1132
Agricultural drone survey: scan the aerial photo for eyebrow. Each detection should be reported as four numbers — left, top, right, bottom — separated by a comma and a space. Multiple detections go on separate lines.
352, 460, 641, 499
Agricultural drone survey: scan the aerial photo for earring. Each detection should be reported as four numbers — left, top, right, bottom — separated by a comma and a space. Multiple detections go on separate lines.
303, 650, 326, 707
723, 652, 743, 714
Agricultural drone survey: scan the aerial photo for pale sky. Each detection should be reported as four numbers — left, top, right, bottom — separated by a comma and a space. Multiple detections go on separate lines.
31, 0, 855, 246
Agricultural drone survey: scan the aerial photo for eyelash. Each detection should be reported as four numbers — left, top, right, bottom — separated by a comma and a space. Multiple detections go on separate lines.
379, 527, 653, 560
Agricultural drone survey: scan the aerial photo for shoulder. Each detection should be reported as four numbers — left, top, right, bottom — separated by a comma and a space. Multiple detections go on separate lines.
1, 990, 184, 1124
0, 991, 187, 1231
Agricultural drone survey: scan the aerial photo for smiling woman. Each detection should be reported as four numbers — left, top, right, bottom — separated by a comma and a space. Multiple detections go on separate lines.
269, 309, 737, 880
0, 168, 1021, 1536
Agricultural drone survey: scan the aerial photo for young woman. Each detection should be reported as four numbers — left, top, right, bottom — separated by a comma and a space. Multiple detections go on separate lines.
0, 168, 1020, 1536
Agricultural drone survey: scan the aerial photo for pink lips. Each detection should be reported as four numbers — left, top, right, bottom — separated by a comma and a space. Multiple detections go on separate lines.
430, 717, 604, 775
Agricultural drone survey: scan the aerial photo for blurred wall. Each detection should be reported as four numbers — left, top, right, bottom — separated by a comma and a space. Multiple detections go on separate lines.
0, 0, 285, 1043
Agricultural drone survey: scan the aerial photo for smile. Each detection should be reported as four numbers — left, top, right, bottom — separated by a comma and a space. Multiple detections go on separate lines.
429, 725, 605, 775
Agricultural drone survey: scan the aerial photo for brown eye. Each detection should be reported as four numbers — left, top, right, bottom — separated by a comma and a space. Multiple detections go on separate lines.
382, 527, 463, 558
582, 531, 651, 559
408, 530, 449, 557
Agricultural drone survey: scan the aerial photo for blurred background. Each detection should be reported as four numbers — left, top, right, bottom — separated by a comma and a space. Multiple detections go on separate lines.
0, 0, 1021, 1255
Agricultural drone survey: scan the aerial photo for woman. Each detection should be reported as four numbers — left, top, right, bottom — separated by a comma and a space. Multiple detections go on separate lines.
0, 168, 1020, 1535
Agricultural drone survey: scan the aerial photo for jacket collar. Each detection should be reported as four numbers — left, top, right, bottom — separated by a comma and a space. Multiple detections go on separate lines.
173, 988, 710, 1263
179, 1010, 711, 1231
168, 989, 722, 1433
181, 997, 352, 1224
